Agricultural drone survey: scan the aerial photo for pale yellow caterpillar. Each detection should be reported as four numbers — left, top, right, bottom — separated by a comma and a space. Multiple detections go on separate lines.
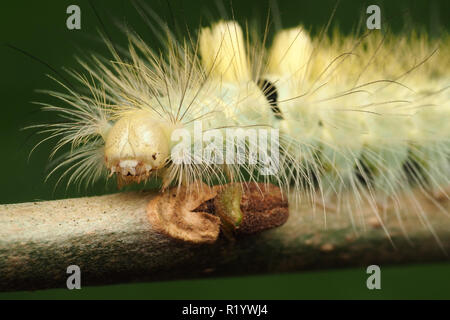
31, 13, 449, 246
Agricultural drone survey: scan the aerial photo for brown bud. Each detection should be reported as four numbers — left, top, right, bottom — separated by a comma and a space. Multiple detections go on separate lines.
146, 182, 220, 244
147, 182, 289, 244
228, 183, 289, 235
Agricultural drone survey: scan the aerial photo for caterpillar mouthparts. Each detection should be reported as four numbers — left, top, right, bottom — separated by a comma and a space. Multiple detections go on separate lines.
108, 159, 152, 179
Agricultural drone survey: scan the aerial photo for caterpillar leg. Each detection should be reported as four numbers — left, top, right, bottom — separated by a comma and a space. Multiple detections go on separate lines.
432, 187, 450, 203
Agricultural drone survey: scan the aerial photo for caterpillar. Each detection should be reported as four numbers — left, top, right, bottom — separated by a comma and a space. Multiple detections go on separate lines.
30, 6, 449, 246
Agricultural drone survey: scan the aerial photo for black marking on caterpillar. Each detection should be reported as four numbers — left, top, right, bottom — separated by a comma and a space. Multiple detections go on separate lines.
257, 79, 283, 119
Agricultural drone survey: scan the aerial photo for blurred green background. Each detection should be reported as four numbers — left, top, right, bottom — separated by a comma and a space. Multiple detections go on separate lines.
0, 0, 448, 299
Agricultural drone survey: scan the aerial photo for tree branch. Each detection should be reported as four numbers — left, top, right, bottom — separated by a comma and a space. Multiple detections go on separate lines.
0, 187, 449, 292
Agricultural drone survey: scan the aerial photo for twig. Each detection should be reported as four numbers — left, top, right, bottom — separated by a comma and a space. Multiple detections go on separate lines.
0, 187, 449, 292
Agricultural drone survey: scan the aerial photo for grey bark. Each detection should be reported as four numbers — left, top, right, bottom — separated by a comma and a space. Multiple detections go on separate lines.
0, 189, 449, 292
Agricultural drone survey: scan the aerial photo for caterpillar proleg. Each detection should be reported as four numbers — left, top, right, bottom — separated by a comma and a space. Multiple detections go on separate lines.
31, 8, 449, 247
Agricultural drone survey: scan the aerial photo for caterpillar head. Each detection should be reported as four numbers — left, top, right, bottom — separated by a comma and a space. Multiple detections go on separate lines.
103, 112, 171, 186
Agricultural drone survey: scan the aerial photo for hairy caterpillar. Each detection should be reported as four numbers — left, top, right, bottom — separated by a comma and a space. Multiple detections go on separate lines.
30, 8, 449, 246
